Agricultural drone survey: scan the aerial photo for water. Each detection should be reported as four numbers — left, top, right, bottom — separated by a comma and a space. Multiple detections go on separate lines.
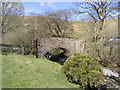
102, 69, 120, 89
102, 69, 119, 77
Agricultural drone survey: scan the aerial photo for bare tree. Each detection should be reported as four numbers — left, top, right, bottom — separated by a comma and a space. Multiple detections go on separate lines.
1, 1, 24, 35
73, 1, 119, 70
26, 10, 73, 39
26, 13, 49, 40
74, 0, 118, 42
44, 10, 73, 37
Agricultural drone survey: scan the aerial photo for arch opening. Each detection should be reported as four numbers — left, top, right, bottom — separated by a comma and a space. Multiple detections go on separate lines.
44, 48, 70, 65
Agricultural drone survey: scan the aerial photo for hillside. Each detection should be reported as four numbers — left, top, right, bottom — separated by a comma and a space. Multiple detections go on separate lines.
2, 16, 118, 44
2, 54, 78, 88
72, 18, 118, 40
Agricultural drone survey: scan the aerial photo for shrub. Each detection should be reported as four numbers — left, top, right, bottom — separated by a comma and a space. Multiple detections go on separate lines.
62, 53, 103, 88
85, 42, 120, 72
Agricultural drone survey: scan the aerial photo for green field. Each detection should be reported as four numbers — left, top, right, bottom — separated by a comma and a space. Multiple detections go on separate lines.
2, 54, 78, 88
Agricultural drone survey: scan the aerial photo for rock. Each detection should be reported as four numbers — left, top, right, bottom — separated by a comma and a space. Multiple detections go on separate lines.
102, 69, 119, 77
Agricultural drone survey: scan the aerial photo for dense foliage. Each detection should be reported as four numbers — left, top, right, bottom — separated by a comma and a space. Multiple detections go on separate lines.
85, 41, 120, 72
62, 53, 103, 87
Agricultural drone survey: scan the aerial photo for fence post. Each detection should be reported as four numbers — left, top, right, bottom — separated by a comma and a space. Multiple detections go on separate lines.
36, 39, 38, 58
22, 45, 24, 55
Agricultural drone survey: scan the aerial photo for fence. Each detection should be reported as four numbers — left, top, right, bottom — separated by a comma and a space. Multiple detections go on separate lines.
1, 44, 30, 55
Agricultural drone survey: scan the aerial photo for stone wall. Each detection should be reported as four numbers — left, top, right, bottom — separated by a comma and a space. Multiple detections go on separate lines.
37, 37, 85, 58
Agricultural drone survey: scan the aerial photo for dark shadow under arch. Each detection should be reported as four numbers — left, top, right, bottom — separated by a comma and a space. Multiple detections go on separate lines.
44, 47, 69, 65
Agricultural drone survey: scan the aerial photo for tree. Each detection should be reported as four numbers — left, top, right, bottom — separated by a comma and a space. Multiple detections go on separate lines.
44, 10, 73, 37
73, 1, 119, 71
1, 1, 24, 35
26, 10, 74, 39
62, 53, 103, 88
74, 1, 118, 42
26, 13, 48, 39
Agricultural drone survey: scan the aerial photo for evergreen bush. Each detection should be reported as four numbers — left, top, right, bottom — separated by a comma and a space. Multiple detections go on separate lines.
62, 53, 103, 87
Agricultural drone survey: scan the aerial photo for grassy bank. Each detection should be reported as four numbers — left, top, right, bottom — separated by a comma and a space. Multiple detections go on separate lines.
2, 54, 78, 88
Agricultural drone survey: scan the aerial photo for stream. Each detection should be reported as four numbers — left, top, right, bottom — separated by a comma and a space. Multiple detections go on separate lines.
102, 69, 120, 89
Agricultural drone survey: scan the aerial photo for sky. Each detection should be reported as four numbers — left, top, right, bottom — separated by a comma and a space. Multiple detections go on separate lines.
22, 2, 74, 16
21, 1, 118, 20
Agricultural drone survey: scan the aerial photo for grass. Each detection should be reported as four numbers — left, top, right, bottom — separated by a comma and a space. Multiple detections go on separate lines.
2, 54, 78, 88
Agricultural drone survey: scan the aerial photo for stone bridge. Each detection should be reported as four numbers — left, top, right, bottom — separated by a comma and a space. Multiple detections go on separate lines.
37, 37, 85, 58
38, 37, 84, 57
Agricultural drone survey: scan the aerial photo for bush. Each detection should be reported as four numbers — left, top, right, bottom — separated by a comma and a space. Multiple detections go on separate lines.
62, 53, 103, 88
85, 42, 120, 72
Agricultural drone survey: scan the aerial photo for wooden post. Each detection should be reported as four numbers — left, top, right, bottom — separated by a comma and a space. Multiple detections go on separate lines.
22, 45, 24, 55
36, 39, 38, 58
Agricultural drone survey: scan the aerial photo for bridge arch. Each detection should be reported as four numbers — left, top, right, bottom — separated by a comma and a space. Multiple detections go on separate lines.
37, 37, 85, 59
44, 47, 70, 64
